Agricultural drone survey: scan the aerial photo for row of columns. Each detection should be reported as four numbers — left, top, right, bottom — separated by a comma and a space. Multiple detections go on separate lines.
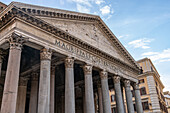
0, 33, 143, 113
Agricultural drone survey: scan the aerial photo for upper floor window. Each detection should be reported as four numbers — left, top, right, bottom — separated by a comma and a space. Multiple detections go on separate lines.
139, 79, 145, 84
110, 95, 115, 102
140, 87, 147, 95
142, 101, 149, 110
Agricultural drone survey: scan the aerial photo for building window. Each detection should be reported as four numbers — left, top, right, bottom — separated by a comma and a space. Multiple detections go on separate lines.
139, 79, 145, 84
140, 87, 147, 95
142, 101, 149, 110
111, 95, 115, 102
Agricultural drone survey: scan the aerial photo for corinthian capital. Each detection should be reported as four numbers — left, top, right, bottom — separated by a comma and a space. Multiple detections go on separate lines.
83, 64, 92, 75
124, 79, 131, 87
100, 70, 108, 80
31, 73, 39, 81
19, 77, 28, 86
65, 57, 74, 68
132, 82, 140, 90
113, 76, 120, 84
40, 48, 52, 60
7, 32, 28, 50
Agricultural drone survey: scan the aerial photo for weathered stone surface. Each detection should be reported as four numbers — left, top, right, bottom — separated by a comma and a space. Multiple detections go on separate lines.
124, 80, 135, 113
100, 70, 112, 113
65, 57, 75, 113
38, 48, 52, 113
0, 33, 26, 113
83, 64, 95, 113
29, 73, 39, 113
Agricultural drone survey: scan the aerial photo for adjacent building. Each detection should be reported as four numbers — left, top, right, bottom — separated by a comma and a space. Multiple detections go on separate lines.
110, 58, 168, 113
164, 91, 170, 113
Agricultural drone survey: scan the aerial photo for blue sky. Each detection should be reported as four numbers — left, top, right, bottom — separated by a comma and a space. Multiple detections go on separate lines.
1, 0, 170, 91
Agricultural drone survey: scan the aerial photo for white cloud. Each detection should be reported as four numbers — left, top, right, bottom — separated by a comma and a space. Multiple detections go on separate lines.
128, 38, 153, 49
100, 5, 111, 15
69, 0, 92, 7
142, 48, 170, 63
95, 0, 105, 5
118, 34, 129, 39
77, 4, 90, 13
142, 52, 159, 56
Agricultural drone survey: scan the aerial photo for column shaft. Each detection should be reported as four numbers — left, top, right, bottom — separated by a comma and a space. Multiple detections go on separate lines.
0, 33, 26, 113
134, 83, 143, 113
50, 66, 55, 113
16, 78, 28, 113
100, 71, 112, 113
98, 86, 103, 113
83, 65, 95, 113
38, 48, 52, 113
65, 57, 75, 113
29, 73, 39, 113
113, 76, 125, 113
124, 80, 135, 113
0, 54, 2, 77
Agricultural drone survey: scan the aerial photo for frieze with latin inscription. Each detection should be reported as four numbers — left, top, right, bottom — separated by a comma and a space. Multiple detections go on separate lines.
55, 39, 129, 76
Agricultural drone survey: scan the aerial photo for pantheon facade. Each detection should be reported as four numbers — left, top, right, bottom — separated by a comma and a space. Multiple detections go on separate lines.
0, 2, 143, 113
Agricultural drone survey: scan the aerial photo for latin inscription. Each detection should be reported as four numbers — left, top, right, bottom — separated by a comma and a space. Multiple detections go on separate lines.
55, 39, 127, 75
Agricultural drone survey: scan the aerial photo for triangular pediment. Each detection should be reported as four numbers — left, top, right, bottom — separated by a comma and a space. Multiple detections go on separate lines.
36, 18, 133, 66
1, 2, 140, 70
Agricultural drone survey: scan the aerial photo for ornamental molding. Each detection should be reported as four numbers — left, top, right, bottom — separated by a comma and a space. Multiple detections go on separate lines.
0, 5, 140, 74
113, 76, 120, 84
6, 32, 28, 50
124, 79, 131, 87
100, 70, 108, 80
31, 72, 39, 81
65, 57, 74, 68
19, 77, 28, 86
83, 64, 92, 75
40, 48, 52, 60
132, 83, 140, 90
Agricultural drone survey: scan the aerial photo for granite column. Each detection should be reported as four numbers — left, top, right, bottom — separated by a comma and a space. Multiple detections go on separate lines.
98, 83, 103, 113
113, 76, 125, 113
100, 70, 112, 113
50, 66, 55, 113
124, 80, 134, 113
83, 64, 95, 113
133, 83, 143, 113
38, 48, 52, 113
65, 57, 75, 113
16, 77, 28, 113
0, 33, 27, 113
29, 73, 39, 113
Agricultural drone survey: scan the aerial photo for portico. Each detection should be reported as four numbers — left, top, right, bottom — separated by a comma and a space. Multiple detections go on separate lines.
0, 2, 143, 113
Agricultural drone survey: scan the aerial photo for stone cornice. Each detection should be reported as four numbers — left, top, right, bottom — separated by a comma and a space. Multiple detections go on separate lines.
0, 6, 140, 74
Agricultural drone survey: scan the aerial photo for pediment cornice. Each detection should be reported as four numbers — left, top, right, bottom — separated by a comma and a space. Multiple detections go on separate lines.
0, 4, 140, 73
